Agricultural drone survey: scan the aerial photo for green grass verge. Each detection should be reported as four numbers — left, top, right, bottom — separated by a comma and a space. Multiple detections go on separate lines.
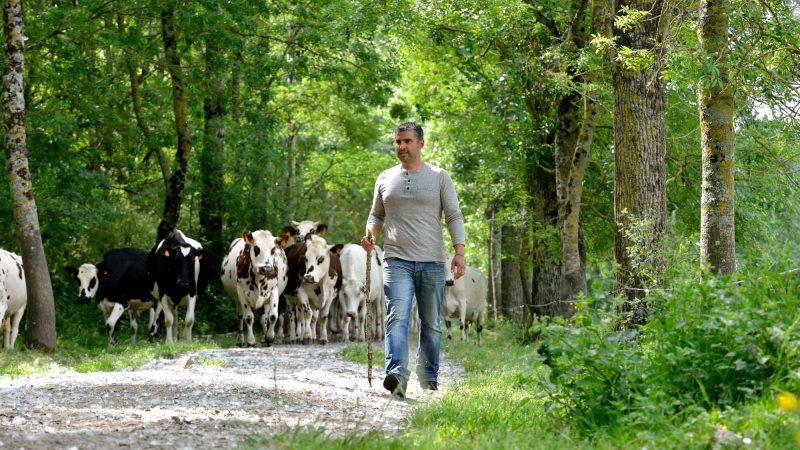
0, 331, 235, 377
249, 322, 800, 449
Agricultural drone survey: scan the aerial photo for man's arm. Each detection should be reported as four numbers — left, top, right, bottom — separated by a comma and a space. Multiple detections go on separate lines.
363, 175, 384, 253
441, 171, 466, 279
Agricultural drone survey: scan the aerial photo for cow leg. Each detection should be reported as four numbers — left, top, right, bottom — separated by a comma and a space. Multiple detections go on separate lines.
460, 299, 468, 342
310, 310, 319, 343
445, 319, 453, 341
318, 296, 336, 345
243, 304, 256, 347
106, 303, 125, 346
129, 310, 138, 344
2, 318, 9, 350
161, 298, 176, 343
145, 307, 156, 343
183, 295, 196, 342
287, 303, 297, 343
263, 290, 280, 346
234, 286, 246, 347
149, 301, 163, 342
296, 290, 313, 344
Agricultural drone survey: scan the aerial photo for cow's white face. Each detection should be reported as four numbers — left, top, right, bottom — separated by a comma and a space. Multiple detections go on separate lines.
444, 254, 455, 286
245, 230, 282, 279
302, 235, 330, 284
339, 278, 363, 317
292, 220, 319, 238
76, 264, 100, 302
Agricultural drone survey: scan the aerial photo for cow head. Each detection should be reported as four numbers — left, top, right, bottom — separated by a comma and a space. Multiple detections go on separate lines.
444, 254, 455, 287
300, 234, 338, 284
240, 230, 282, 279
65, 264, 103, 303
152, 230, 203, 299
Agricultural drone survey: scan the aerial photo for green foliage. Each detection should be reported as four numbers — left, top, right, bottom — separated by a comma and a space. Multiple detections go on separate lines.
338, 343, 386, 366
538, 260, 800, 432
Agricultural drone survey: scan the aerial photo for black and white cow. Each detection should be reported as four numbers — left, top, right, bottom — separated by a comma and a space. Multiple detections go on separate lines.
66, 248, 156, 346
146, 230, 212, 343
221, 230, 288, 347
0, 249, 26, 350
283, 234, 342, 344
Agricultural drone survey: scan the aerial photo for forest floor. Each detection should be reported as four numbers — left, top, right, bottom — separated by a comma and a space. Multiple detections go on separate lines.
0, 341, 464, 449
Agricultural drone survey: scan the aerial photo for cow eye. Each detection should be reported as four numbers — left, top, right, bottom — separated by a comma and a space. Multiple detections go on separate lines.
317, 256, 325, 265
253, 246, 261, 256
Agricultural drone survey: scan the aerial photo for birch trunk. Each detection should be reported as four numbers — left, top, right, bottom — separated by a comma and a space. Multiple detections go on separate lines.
3, 0, 56, 351
698, 0, 736, 275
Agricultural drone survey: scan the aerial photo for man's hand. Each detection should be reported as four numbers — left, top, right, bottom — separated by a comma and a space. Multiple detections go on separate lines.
452, 254, 466, 280
361, 234, 375, 253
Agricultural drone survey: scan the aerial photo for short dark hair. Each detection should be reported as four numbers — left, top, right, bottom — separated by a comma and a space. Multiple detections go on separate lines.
395, 122, 424, 141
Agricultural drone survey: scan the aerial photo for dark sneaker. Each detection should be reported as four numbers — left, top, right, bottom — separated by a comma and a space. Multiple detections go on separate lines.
420, 380, 438, 391
383, 373, 407, 397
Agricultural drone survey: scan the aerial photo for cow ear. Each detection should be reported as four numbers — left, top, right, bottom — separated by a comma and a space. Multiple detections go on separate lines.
316, 224, 328, 236
162, 248, 170, 257
276, 236, 287, 247
197, 253, 204, 260
65, 266, 78, 276
329, 244, 344, 255
243, 230, 254, 245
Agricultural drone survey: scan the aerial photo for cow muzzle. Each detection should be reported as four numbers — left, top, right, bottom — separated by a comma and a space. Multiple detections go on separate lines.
78, 295, 92, 304
303, 275, 316, 283
445, 280, 454, 287
257, 264, 277, 278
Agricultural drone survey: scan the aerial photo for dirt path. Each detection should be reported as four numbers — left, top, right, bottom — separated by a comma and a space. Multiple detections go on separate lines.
0, 342, 463, 449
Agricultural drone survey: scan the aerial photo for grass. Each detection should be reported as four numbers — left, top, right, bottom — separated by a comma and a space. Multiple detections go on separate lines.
250, 321, 800, 449
0, 329, 235, 377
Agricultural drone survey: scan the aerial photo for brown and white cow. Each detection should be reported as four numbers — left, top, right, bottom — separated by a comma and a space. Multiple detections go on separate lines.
221, 230, 288, 347
283, 234, 342, 344
0, 249, 26, 350
444, 254, 487, 344
337, 244, 384, 342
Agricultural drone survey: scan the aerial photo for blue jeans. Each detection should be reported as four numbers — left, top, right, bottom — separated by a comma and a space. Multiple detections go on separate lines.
383, 258, 444, 383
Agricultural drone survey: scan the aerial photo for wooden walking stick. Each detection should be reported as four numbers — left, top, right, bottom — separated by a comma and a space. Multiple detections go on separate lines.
364, 231, 374, 387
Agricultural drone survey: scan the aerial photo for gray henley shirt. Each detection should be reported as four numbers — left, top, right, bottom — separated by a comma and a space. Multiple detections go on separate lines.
367, 162, 466, 263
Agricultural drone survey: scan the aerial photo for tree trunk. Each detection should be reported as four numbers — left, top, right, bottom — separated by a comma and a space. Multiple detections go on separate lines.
612, 0, 668, 318
559, 0, 608, 304
157, 4, 193, 243
486, 205, 501, 322
200, 37, 226, 258
530, 165, 568, 317
3, 0, 56, 351
500, 224, 524, 321
698, 0, 735, 275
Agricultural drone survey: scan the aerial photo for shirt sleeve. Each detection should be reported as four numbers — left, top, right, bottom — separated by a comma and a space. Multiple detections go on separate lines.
366, 173, 385, 229
441, 170, 465, 246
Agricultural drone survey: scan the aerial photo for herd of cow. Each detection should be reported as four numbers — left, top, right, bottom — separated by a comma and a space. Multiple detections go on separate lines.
0, 220, 487, 350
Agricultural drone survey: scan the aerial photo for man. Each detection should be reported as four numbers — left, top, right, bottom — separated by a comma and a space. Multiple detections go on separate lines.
361, 121, 466, 397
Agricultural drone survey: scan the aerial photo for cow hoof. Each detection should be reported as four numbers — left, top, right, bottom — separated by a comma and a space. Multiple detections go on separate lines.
109, 339, 118, 347
302, 338, 311, 345
319, 339, 328, 346
447, 335, 452, 340
247, 342, 256, 348
262, 340, 272, 348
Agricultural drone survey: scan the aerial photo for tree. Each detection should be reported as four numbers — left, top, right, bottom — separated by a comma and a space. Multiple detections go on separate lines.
698, 0, 735, 274
611, 1, 668, 321
3, 0, 56, 351
199, 4, 227, 258
156, 3, 192, 242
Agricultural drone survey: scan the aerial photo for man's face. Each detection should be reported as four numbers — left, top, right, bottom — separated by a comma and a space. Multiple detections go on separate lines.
394, 130, 424, 164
